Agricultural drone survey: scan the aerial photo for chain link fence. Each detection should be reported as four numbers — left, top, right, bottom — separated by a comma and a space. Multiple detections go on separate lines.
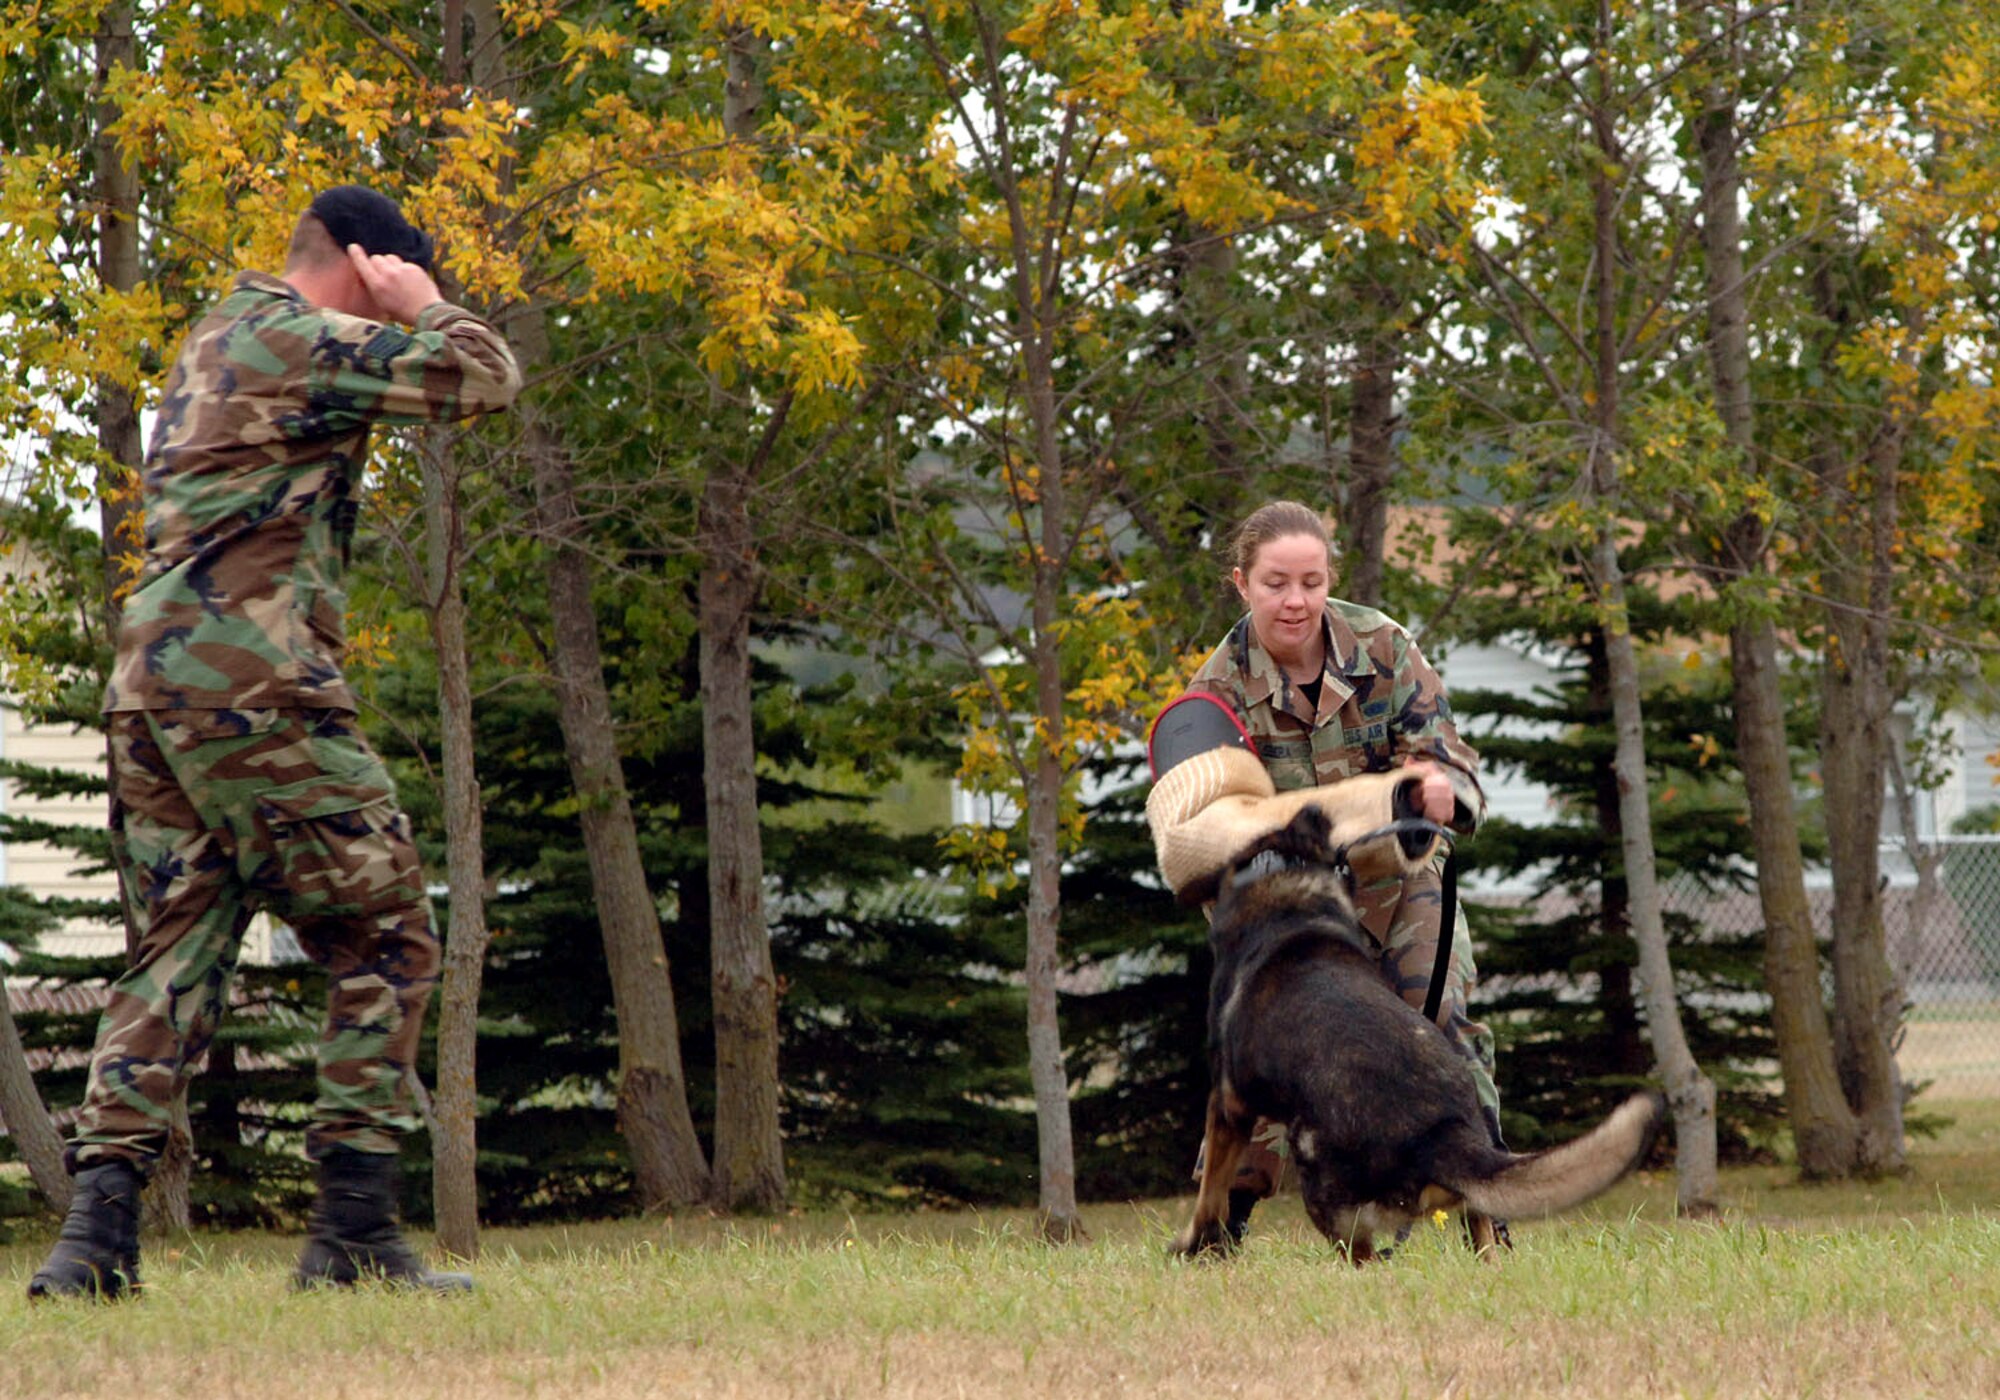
1660, 835, 2000, 1101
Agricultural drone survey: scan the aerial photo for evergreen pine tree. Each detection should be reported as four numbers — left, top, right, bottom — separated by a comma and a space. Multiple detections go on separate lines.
1059, 759, 1213, 1202
360, 576, 1042, 1218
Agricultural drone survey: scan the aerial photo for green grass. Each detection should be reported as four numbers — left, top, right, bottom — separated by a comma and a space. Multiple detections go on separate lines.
7, 1104, 2000, 1398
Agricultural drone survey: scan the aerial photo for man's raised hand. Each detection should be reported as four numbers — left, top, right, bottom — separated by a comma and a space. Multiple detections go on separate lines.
346, 243, 441, 324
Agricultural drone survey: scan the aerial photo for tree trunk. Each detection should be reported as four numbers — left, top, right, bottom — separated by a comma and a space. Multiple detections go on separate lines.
1021, 324, 1083, 1240
1587, 634, 1650, 1079
94, 0, 188, 1231
1729, 615, 1856, 1173
1023, 698, 1082, 1243
1887, 743, 1940, 1005
93, 3, 143, 943
697, 462, 786, 1211
1597, 542, 1719, 1216
974, 1, 1085, 1240
0, 995, 70, 1211
1686, 13, 1861, 1175
521, 389, 714, 1211
469, 0, 711, 1211
1815, 419, 1908, 1175
424, 433, 491, 1258
139, 1109, 193, 1236
425, 0, 494, 1261
1596, 542, 1719, 1215
1022, 303, 1083, 1244
1183, 219, 1253, 502
1341, 277, 1402, 610
1589, 3, 1716, 1213
695, 23, 788, 1216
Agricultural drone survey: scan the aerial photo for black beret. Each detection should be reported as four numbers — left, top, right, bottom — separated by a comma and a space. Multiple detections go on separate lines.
307, 185, 434, 273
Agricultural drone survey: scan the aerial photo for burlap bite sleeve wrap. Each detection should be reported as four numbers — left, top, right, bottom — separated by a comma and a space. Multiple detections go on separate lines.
1145, 746, 1428, 900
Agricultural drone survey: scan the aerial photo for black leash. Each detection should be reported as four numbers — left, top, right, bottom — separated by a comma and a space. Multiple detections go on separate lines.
1325, 817, 1460, 1023
1424, 844, 1459, 1024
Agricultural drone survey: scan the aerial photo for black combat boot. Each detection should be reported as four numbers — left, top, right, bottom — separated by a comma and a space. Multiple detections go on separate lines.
294, 1149, 471, 1292
27, 1159, 145, 1301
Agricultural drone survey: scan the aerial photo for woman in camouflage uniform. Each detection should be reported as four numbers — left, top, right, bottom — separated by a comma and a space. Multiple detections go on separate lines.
1174, 500, 1502, 1243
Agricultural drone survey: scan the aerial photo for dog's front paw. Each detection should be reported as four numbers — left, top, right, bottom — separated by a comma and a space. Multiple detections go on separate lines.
1169, 1219, 1237, 1260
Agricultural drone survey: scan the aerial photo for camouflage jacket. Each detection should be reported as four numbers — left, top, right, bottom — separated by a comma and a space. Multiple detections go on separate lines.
1185, 600, 1487, 830
105, 271, 521, 713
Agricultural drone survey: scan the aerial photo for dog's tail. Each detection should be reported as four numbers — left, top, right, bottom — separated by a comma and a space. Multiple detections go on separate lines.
1449, 1092, 1663, 1220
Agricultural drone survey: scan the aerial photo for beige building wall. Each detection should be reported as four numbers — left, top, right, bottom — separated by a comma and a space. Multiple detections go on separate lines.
0, 703, 124, 957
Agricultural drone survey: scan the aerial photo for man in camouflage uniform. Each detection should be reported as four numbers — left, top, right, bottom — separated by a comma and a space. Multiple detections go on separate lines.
30, 187, 521, 1300
1173, 596, 1502, 1243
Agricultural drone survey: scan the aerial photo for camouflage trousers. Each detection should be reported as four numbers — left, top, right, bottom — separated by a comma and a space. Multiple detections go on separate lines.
68, 708, 440, 1173
1196, 859, 1500, 1196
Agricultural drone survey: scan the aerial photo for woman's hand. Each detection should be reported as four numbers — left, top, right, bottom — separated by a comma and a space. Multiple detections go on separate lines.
1401, 760, 1457, 824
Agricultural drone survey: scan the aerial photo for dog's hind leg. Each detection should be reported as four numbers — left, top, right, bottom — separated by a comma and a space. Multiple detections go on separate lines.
1415, 1183, 1500, 1261
1170, 1089, 1252, 1258
1464, 1211, 1501, 1258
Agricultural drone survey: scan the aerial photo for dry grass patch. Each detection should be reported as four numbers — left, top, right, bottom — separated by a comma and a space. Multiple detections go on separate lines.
5, 1102, 2000, 1398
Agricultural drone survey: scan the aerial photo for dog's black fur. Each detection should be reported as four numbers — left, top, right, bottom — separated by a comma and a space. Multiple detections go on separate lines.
1172, 805, 1663, 1263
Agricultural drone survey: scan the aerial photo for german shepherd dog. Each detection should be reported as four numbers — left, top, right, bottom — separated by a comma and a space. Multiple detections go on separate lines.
1172, 805, 1663, 1263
